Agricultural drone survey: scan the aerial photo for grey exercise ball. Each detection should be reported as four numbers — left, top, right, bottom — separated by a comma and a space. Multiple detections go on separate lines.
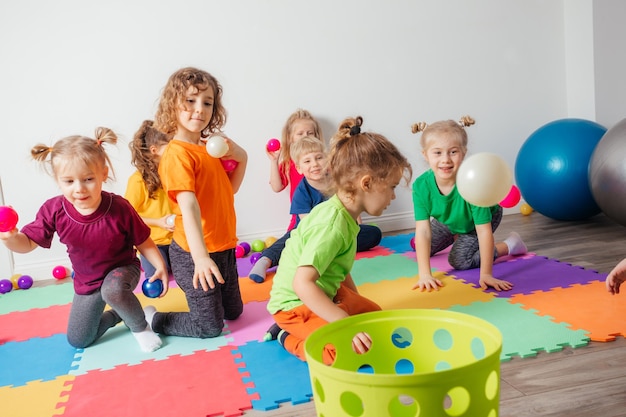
589, 118, 626, 226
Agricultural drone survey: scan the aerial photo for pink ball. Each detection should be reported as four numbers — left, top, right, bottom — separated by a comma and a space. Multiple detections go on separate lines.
266, 138, 281, 152
410, 236, 415, 250
52, 266, 68, 279
235, 245, 245, 258
500, 185, 521, 208
221, 159, 239, 172
0, 206, 19, 233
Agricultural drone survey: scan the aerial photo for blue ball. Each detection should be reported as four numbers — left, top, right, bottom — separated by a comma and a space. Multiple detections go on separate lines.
142, 279, 163, 298
515, 118, 606, 221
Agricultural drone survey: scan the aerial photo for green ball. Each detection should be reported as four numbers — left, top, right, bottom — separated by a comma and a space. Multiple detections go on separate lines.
251, 239, 265, 252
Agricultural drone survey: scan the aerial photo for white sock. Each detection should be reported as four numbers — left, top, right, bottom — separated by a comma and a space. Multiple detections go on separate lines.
144, 305, 157, 331
504, 232, 528, 256
133, 325, 162, 352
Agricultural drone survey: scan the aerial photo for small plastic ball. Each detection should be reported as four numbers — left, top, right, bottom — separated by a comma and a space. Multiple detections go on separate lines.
142, 279, 163, 298
18, 275, 33, 290
266, 138, 281, 152
235, 245, 245, 258
52, 266, 68, 279
250, 252, 262, 265
251, 239, 265, 252
239, 242, 251, 255
457, 153, 513, 207
265, 236, 278, 248
0, 206, 19, 232
499, 185, 522, 208
206, 135, 229, 158
410, 237, 415, 250
520, 203, 534, 216
221, 159, 238, 172
0, 279, 13, 294
10, 274, 21, 289
166, 215, 176, 227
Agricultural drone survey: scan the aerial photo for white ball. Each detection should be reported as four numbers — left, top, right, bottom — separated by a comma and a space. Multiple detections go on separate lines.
206, 135, 229, 158
456, 152, 513, 207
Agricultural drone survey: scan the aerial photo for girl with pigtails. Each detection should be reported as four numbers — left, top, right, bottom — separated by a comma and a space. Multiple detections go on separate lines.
0, 128, 168, 352
411, 116, 527, 292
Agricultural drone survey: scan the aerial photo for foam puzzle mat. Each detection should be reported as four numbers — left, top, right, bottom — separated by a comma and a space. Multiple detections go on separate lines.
1, 232, 623, 416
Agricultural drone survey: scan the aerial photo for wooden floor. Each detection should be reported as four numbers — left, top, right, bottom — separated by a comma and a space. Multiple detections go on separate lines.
243, 212, 626, 417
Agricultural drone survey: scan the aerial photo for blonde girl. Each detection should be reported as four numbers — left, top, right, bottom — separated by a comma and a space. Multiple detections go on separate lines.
0, 128, 167, 352
268, 109, 324, 230
411, 116, 527, 292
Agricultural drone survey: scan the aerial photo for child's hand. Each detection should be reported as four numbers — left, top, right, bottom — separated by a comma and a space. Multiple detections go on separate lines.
412, 274, 443, 291
352, 331, 373, 355
159, 215, 175, 232
479, 274, 513, 291
193, 255, 224, 291
606, 258, 626, 295
222, 137, 248, 164
148, 269, 169, 298
0, 228, 18, 241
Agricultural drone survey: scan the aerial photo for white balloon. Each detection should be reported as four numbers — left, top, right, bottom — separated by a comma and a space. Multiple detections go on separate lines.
206, 135, 229, 158
456, 152, 513, 207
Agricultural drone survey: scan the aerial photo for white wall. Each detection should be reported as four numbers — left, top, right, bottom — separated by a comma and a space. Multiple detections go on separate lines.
0, 0, 604, 280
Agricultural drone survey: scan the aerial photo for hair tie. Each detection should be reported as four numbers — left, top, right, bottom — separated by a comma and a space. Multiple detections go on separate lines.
349, 125, 361, 136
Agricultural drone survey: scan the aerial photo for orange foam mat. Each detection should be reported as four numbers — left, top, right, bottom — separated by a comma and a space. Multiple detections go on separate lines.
357, 271, 494, 310
511, 281, 626, 342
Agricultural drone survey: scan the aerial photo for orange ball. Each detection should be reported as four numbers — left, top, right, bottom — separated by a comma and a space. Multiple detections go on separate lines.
520, 203, 533, 216
265, 236, 278, 248
10, 274, 21, 289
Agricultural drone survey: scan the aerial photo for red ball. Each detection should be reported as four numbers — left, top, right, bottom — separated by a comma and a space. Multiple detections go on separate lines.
221, 159, 239, 172
266, 138, 281, 152
235, 245, 245, 258
0, 206, 18, 233
52, 266, 68, 279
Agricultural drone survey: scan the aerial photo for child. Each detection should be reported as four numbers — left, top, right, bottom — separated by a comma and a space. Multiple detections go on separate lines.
150, 67, 248, 338
268, 109, 324, 231
266, 116, 412, 363
125, 120, 173, 279
606, 258, 626, 295
411, 116, 527, 292
250, 136, 382, 283
0, 128, 168, 352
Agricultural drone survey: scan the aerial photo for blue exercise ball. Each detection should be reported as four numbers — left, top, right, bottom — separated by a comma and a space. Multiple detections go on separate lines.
515, 118, 606, 221
589, 118, 626, 226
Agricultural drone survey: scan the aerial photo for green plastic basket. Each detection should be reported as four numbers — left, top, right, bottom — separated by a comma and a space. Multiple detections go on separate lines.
304, 309, 502, 417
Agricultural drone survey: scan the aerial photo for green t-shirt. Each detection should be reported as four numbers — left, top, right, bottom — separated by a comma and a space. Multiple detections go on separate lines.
267, 195, 359, 314
412, 170, 498, 234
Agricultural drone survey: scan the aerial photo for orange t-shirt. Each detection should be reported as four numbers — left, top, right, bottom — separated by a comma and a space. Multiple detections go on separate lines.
158, 139, 237, 253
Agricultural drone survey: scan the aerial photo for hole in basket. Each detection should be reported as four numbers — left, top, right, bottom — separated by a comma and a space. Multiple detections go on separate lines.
471, 337, 486, 359
444, 386, 470, 416
340, 390, 364, 417
485, 370, 499, 400
322, 343, 337, 366
357, 364, 374, 374
433, 328, 453, 351
352, 331, 373, 355
395, 358, 414, 374
389, 394, 420, 417
435, 360, 452, 372
391, 326, 413, 349
313, 377, 326, 403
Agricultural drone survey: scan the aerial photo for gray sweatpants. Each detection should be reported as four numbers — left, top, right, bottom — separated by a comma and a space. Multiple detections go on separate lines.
430, 206, 503, 271
152, 240, 243, 338
67, 265, 145, 348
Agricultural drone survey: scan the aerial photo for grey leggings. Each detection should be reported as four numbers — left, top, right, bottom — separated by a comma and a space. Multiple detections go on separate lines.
152, 240, 243, 338
67, 264, 145, 348
430, 206, 503, 271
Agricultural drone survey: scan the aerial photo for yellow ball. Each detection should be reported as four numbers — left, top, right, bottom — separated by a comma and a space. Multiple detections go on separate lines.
520, 203, 533, 216
10, 274, 21, 289
265, 236, 278, 248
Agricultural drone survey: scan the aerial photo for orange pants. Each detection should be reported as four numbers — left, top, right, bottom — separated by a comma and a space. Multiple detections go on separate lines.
272, 283, 381, 363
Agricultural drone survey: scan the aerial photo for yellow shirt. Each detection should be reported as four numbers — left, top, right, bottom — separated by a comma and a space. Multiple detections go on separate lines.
124, 171, 173, 246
